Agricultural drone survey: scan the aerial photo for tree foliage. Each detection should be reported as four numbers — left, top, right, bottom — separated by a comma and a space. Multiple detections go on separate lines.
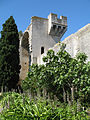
22, 43, 90, 105
0, 16, 21, 91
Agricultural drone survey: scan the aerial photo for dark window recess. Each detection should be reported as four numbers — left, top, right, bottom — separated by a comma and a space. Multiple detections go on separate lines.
41, 47, 44, 54
63, 26, 65, 29
58, 26, 61, 29
53, 25, 56, 29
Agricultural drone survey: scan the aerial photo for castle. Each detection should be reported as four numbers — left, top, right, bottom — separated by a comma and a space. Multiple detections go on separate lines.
20, 13, 90, 80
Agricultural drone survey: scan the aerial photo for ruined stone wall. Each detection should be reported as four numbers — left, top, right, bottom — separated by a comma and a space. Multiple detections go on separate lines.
19, 13, 90, 82
41, 24, 90, 64
19, 13, 67, 80
62, 24, 90, 61
19, 25, 32, 81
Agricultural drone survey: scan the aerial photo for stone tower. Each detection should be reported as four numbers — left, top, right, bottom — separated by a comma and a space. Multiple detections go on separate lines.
20, 13, 67, 80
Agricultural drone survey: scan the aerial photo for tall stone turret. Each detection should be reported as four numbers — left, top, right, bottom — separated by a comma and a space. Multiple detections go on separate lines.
20, 13, 67, 80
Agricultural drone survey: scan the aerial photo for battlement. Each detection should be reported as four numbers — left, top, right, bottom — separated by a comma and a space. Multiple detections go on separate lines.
48, 13, 67, 25
48, 13, 67, 37
26, 13, 67, 39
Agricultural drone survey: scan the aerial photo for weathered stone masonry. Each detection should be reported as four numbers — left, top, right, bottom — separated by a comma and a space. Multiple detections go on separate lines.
20, 13, 90, 81
20, 13, 67, 80
52, 24, 90, 61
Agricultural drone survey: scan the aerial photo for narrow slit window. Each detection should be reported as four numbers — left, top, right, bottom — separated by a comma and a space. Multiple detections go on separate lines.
41, 47, 44, 54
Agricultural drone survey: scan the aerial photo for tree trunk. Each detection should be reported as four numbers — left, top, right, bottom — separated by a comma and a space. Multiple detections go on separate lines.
28, 89, 31, 99
1, 86, 3, 93
37, 88, 40, 97
48, 92, 50, 100
31, 89, 34, 98
77, 99, 81, 112
63, 87, 66, 102
71, 85, 74, 104
43, 88, 47, 99
54, 95, 58, 101
67, 91, 71, 105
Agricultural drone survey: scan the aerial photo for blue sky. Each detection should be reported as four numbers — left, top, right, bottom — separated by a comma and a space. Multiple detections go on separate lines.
0, 0, 90, 40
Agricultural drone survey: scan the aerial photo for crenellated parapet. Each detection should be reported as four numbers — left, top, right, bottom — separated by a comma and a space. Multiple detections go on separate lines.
48, 13, 67, 38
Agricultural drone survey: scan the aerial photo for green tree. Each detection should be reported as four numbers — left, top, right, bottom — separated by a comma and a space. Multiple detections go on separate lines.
0, 16, 21, 91
22, 43, 90, 105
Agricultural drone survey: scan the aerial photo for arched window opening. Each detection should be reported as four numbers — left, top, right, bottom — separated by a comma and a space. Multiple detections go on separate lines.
63, 26, 65, 29
41, 47, 44, 54
21, 32, 29, 52
58, 26, 61, 29
21, 31, 30, 80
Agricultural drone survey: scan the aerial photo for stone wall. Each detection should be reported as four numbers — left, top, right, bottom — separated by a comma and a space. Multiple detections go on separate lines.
20, 13, 90, 81
41, 24, 90, 64
20, 14, 90, 81
19, 25, 32, 80
31, 16, 62, 64
63, 24, 90, 61
19, 13, 68, 80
